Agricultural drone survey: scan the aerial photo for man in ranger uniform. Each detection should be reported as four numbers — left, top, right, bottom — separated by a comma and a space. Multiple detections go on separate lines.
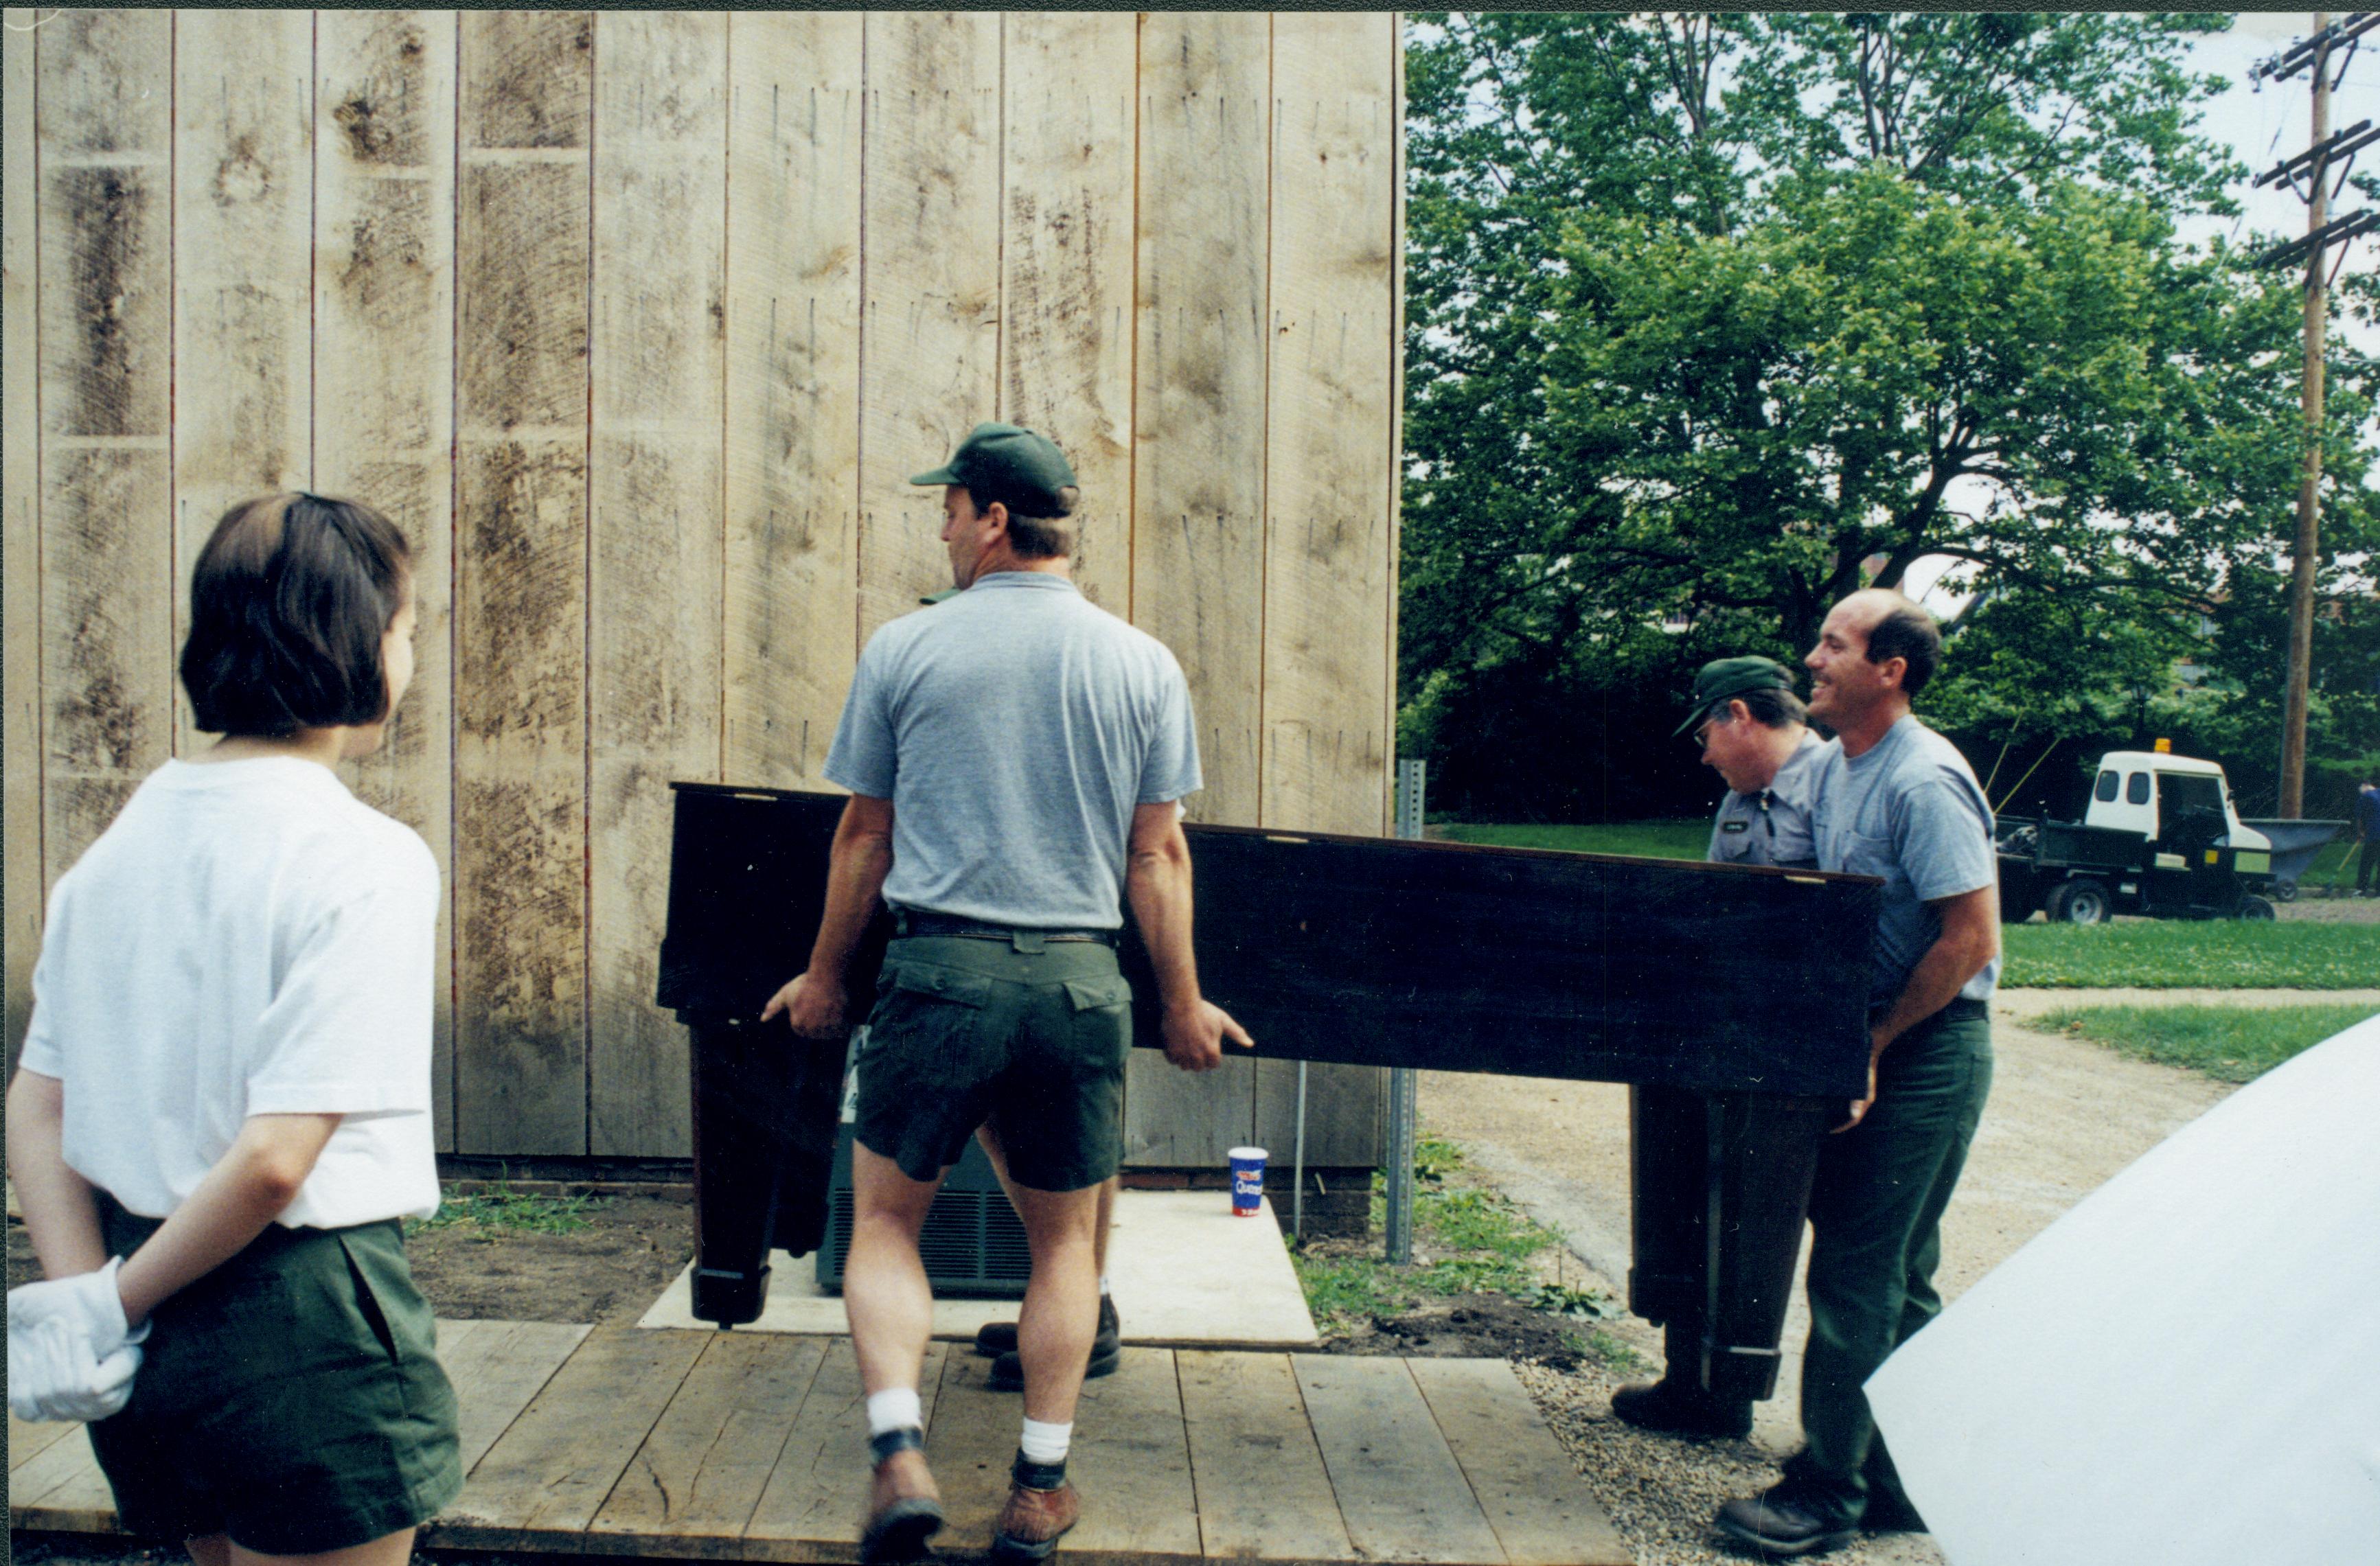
1612, 656, 1835, 1438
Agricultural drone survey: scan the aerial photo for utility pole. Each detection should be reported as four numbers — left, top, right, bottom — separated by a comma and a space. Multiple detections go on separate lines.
2252, 12, 2379, 816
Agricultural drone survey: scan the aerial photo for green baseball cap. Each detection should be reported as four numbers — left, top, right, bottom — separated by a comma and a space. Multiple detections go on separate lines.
910, 422, 1079, 517
1675, 656, 1796, 737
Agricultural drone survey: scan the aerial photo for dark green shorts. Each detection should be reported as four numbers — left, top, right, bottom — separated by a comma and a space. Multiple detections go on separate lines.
854, 934, 1132, 1193
89, 1197, 464, 1553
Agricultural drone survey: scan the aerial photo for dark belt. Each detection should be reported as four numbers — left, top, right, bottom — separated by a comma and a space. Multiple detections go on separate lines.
1871, 994, 1991, 1028
891, 909, 1119, 946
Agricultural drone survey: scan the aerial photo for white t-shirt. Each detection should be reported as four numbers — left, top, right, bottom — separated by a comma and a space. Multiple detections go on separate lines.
19, 757, 442, 1228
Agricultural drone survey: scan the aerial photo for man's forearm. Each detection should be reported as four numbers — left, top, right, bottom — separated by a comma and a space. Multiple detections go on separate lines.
805, 816, 895, 981
1125, 843, 1201, 1013
1873, 919, 1997, 1052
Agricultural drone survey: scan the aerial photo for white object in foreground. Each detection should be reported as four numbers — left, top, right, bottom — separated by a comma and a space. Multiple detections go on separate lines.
1867, 1012, 2380, 1566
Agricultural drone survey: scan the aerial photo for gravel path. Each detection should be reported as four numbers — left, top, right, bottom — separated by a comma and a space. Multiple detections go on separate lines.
1426, 987, 2377, 1565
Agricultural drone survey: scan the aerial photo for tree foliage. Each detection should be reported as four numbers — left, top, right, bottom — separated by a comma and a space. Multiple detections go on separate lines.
1402, 12, 2380, 818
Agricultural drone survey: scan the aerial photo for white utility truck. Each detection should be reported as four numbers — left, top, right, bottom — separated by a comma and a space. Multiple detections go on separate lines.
1995, 750, 2276, 924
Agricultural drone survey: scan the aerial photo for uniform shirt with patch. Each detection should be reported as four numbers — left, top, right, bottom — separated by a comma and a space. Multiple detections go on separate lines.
1706, 728, 1832, 870
19, 758, 442, 1229
824, 571, 1202, 929
1811, 714, 2000, 1009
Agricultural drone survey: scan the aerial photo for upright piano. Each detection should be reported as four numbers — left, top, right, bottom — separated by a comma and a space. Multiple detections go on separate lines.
656, 783, 1878, 1405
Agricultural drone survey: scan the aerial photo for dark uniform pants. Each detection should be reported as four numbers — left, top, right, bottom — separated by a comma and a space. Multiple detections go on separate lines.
1783, 999, 1992, 1526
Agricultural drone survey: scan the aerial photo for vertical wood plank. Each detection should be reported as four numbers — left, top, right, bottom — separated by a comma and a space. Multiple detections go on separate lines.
453, 10, 593, 1154
1294, 1354, 1507, 1564
1407, 1357, 1634, 1566
1255, 1056, 1384, 1170
1063, 1347, 1201, 1555
3, 5, 43, 1069
170, 9, 314, 758
1121, 13, 1274, 1167
36, 8, 174, 897
722, 13, 863, 789
857, 10, 1000, 641
1253, 14, 1399, 1174
1263, 11, 1395, 840
745, 1339, 949, 1543
317, 8, 460, 1149
1177, 1349, 1353, 1561
998, 12, 1136, 614
444, 1326, 709, 1532
591, 1331, 825, 1537
586, 10, 726, 1158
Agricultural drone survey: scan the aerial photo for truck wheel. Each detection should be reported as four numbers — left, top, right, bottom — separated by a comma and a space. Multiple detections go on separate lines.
2273, 881, 2298, 903
2239, 896, 2276, 921
2045, 879, 2111, 926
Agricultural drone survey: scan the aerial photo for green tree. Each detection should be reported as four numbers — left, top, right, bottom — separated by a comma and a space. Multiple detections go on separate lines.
1401, 12, 2379, 816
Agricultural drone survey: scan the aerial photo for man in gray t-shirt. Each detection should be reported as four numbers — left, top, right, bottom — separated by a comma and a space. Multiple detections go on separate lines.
1717, 590, 2001, 1558
764, 422, 1250, 1565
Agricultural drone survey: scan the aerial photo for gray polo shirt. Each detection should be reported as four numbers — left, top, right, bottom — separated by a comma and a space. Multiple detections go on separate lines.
1706, 728, 1831, 869
1811, 714, 2000, 1009
823, 572, 1202, 930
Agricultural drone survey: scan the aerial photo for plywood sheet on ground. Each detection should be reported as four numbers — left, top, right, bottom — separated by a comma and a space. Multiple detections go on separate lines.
636, 1191, 1316, 1348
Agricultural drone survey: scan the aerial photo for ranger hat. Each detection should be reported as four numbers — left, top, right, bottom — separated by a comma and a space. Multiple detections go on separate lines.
911, 422, 1078, 518
1675, 656, 1796, 737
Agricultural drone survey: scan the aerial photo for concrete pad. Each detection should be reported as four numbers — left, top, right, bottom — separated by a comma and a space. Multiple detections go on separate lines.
636, 1190, 1319, 1347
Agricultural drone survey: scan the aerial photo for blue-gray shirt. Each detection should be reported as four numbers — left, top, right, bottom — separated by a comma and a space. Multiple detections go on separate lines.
1706, 728, 1833, 869
1812, 714, 2000, 1009
823, 573, 1202, 930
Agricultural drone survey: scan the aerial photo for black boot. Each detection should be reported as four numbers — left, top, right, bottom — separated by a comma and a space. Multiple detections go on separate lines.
989, 1296, 1121, 1391
1610, 1376, 1753, 1438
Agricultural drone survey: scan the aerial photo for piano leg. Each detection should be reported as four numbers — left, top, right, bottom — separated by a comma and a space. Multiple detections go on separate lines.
1630, 1086, 1829, 1403
1707, 1092, 1830, 1402
689, 1017, 792, 1327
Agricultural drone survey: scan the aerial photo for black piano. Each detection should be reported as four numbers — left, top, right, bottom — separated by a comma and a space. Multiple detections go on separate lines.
657, 783, 1878, 1405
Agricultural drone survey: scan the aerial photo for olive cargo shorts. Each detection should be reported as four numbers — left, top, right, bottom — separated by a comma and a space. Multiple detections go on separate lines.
854, 934, 1132, 1193
89, 1197, 464, 1553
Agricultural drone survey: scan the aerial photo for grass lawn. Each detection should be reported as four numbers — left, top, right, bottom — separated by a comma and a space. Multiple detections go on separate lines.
2000, 921, 2379, 989
1435, 819, 1710, 860
2035, 1002, 2379, 1083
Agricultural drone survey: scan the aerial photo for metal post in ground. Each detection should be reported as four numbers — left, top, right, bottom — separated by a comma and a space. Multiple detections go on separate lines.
1385, 760, 1427, 1263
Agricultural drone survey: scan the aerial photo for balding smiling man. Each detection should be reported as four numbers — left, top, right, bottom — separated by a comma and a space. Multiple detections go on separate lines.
1715, 590, 2001, 1558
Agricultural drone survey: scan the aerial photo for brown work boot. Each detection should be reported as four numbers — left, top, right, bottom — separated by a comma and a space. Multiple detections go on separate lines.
992, 1460, 1080, 1563
861, 1435, 943, 1564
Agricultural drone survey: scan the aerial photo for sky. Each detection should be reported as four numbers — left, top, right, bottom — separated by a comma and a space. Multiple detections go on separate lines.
2179, 10, 2375, 346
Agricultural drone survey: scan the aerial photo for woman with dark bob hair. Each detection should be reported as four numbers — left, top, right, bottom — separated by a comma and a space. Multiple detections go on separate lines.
8, 493, 464, 1565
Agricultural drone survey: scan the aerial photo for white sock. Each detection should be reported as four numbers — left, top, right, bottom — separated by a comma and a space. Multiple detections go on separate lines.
866, 1387, 924, 1436
1098, 1275, 1112, 1298
1019, 1416, 1073, 1464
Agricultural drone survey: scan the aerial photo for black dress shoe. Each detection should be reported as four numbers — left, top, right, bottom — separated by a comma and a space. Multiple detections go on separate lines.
987, 1297, 1121, 1391
1609, 1377, 1754, 1439
1714, 1488, 1857, 1558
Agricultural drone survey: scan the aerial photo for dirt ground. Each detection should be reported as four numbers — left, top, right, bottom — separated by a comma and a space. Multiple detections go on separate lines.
10, 1193, 694, 1328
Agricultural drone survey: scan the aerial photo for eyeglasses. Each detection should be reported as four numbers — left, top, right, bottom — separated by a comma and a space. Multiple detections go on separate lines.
1694, 716, 1728, 749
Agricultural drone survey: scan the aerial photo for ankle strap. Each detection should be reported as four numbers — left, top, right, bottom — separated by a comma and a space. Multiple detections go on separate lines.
870, 1426, 926, 1467
1013, 1451, 1068, 1492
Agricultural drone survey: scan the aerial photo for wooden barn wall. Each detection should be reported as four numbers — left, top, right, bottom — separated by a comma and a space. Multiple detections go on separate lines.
1, 11, 1401, 1167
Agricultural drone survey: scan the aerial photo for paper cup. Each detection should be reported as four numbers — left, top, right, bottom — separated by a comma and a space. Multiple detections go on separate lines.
1228, 1145, 1268, 1216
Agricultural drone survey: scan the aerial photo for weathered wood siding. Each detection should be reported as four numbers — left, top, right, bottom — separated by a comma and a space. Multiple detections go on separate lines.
3, 12, 1402, 1165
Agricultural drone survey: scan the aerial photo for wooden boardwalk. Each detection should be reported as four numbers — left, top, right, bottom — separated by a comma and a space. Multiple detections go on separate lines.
11, 1322, 1632, 1565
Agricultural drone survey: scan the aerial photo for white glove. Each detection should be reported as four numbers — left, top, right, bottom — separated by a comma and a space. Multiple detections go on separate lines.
8, 1257, 148, 1423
